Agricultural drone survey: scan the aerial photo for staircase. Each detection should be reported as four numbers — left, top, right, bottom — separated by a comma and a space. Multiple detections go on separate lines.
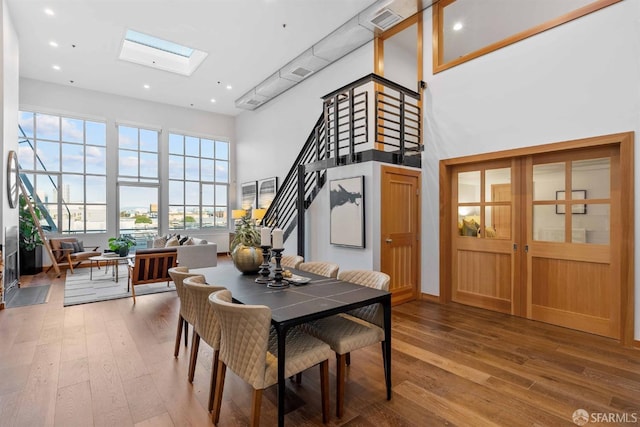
261, 73, 422, 257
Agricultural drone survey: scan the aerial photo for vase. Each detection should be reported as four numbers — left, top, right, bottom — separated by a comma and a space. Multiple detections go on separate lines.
231, 245, 263, 274
118, 247, 129, 257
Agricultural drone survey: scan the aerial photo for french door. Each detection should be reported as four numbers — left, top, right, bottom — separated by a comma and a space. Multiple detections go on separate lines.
448, 134, 632, 340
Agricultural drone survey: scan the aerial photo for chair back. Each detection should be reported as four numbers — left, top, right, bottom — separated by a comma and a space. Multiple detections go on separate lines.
337, 270, 390, 327
183, 276, 226, 349
298, 261, 339, 278
168, 267, 201, 324
209, 290, 272, 390
130, 248, 177, 285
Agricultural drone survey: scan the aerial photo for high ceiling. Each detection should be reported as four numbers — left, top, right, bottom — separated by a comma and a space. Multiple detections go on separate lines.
6, 0, 379, 116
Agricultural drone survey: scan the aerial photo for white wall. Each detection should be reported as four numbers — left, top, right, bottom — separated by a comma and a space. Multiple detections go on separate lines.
19, 78, 236, 252
421, 1, 640, 338
2, 0, 20, 302
235, 42, 374, 190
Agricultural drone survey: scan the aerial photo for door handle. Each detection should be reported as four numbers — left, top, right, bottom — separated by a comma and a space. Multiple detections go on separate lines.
385, 238, 392, 243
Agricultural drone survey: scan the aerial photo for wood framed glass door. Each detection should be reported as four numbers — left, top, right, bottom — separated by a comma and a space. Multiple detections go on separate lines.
451, 159, 520, 314
526, 146, 620, 338
443, 133, 633, 343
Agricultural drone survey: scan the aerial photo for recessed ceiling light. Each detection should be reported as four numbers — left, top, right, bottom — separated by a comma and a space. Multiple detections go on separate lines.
453, 22, 463, 31
143, 84, 150, 89
226, 85, 232, 90
52, 65, 61, 71
49, 41, 58, 47
210, 99, 216, 103
44, 8, 54, 16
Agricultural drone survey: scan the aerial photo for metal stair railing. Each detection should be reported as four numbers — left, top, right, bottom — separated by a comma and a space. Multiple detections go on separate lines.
261, 73, 422, 257
17, 125, 71, 232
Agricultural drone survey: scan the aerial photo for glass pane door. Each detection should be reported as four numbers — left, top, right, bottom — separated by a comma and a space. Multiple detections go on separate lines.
118, 184, 159, 249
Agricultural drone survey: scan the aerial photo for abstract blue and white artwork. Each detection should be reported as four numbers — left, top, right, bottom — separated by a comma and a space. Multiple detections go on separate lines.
330, 176, 365, 248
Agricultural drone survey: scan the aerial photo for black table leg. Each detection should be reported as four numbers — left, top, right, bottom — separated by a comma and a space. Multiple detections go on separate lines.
383, 294, 392, 400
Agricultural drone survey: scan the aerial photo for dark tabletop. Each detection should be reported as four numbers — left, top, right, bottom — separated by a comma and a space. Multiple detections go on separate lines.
195, 263, 390, 325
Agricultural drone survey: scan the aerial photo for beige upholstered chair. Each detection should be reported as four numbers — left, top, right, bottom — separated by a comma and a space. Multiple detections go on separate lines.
183, 276, 226, 413
302, 270, 390, 418
209, 290, 331, 426
298, 261, 339, 278
270, 254, 304, 270
167, 267, 202, 360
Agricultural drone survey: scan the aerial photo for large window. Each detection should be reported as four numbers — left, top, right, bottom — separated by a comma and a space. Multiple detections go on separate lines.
18, 111, 107, 234
168, 133, 229, 230
117, 125, 160, 240
433, 0, 620, 73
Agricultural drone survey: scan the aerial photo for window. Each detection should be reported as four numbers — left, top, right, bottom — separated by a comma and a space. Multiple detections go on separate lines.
18, 111, 107, 234
118, 125, 159, 182
168, 133, 229, 230
433, 0, 621, 73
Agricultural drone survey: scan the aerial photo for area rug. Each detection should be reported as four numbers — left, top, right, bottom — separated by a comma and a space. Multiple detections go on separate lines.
64, 265, 175, 306
5, 285, 51, 308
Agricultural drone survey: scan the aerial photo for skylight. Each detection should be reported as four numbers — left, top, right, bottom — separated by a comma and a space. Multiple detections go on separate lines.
119, 29, 208, 76
125, 30, 193, 58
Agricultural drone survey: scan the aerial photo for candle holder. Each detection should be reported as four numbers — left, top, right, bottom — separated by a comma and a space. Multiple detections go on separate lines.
267, 248, 289, 289
255, 246, 271, 284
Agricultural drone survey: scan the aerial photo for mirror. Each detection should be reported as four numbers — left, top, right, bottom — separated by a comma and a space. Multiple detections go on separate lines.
7, 150, 19, 208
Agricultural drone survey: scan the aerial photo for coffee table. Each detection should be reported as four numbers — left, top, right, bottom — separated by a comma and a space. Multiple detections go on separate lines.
88, 254, 134, 283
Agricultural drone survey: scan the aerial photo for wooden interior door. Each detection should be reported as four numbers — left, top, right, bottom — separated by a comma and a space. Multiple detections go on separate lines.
381, 166, 420, 305
525, 146, 621, 338
451, 160, 519, 314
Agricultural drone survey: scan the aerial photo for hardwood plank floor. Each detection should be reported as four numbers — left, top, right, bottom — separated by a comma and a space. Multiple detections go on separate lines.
1, 261, 639, 426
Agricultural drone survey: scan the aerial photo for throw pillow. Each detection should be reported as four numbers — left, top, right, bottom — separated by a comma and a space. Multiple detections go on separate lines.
179, 236, 189, 245
60, 241, 77, 253
165, 236, 180, 247
77, 240, 85, 252
153, 236, 168, 248
182, 237, 195, 245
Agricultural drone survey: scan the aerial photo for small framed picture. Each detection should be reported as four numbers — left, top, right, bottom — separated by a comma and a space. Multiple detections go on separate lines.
330, 176, 365, 248
241, 181, 257, 212
556, 189, 587, 214
258, 177, 278, 210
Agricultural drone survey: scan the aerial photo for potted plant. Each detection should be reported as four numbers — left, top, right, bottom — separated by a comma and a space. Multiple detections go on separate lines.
18, 194, 44, 274
108, 235, 136, 257
230, 212, 263, 274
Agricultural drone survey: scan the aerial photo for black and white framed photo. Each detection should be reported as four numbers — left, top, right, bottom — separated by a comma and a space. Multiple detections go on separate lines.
330, 176, 365, 248
555, 189, 587, 214
241, 181, 257, 212
258, 177, 278, 210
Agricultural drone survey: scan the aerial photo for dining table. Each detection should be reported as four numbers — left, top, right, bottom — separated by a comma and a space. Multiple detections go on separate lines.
193, 263, 392, 427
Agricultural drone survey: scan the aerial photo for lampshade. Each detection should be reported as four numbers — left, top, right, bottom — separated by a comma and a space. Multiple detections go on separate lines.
252, 208, 267, 220
232, 209, 246, 219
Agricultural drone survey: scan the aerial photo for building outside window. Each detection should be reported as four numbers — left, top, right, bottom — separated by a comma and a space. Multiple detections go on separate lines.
168, 133, 229, 231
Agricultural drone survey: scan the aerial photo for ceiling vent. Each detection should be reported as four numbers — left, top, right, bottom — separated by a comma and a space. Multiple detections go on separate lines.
291, 67, 313, 78
369, 8, 402, 31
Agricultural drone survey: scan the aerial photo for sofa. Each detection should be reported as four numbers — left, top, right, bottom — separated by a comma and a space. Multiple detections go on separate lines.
146, 234, 218, 269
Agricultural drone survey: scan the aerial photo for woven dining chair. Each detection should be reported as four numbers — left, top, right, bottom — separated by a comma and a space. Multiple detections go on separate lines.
297, 261, 339, 278
270, 254, 304, 270
167, 267, 202, 359
183, 276, 226, 413
302, 269, 390, 418
209, 290, 331, 426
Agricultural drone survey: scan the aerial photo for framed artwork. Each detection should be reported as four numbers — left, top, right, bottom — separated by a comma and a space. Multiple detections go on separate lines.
258, 177, 278, 209
330, 176, 365, 248
556, 189, 587, 214
241, 181, 257, 212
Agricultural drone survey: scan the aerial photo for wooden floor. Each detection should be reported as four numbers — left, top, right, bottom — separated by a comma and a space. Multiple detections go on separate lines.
1, 261, 639, 426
